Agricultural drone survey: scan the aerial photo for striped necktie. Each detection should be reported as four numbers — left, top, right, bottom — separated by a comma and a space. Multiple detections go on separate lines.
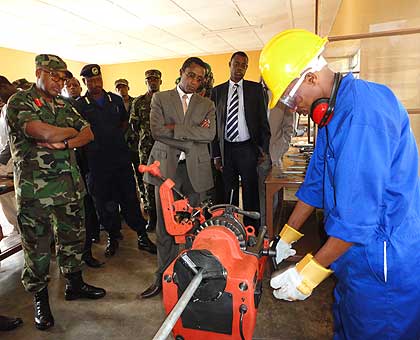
226, 83, 239, 141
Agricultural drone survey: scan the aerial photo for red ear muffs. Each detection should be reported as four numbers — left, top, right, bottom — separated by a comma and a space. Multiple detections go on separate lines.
310, 98, 330, 126
309, 72, 342, 128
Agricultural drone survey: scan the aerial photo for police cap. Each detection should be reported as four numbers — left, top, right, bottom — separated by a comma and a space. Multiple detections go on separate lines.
80, 64, 101, 78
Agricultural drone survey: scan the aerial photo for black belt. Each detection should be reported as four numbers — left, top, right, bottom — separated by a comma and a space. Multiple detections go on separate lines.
225, 139, 251, 146
178, 159, 186, 164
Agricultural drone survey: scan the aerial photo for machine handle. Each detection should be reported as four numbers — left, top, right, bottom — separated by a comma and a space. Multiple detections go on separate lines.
138, 161, 162, 178
139, 161, 186, 198
208, 204, 260, 220
237, 209, 260, 220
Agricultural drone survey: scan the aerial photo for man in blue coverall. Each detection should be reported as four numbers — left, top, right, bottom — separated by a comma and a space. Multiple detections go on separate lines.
259, 29, 420, 339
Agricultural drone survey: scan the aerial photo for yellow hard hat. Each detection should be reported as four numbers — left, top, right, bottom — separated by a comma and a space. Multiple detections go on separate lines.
259, 29, 328, 109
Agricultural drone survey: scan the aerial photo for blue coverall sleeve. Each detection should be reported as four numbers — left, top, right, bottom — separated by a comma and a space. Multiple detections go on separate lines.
324, 123, 396, 244
295, 133, 325, 209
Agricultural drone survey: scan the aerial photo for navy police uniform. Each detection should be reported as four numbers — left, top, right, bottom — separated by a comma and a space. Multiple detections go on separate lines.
75, 64, 156, 256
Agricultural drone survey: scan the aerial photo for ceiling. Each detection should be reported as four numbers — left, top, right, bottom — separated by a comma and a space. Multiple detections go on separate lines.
0, 0, 342, 64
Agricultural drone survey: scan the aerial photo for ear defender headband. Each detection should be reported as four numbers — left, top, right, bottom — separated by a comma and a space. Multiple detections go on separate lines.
310, 72, 342, 128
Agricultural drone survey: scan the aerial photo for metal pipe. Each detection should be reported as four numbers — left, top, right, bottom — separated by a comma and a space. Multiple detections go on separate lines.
153, 268, 204, 340
255, 225, 267, 253
329, 27, 420, 42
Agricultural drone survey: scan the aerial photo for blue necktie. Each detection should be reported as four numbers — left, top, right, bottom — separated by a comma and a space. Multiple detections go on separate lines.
226, 84, 239, 141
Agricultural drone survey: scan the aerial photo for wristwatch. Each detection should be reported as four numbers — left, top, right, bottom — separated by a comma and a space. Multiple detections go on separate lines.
63, 139, 69, 149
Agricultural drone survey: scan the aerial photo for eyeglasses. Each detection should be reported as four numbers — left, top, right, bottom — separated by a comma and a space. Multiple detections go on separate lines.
41, 68, 68, 83
185, 71, 204, 83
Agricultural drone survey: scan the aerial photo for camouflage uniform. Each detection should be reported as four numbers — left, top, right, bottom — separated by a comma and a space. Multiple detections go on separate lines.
129, 92, 155, 214
7, 77, 89, 293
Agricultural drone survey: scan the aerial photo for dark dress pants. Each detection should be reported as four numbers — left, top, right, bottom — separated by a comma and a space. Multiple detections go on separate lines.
222, 140, 260, 230
89, 165, 147, 240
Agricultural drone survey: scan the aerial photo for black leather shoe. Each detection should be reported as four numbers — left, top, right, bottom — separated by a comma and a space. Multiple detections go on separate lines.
116, 230, 124, 240
139, 282, 161, 299
34, 288, 54, 331
0, 315, 23, 331
105, 238, 119, 257
146, 210, 157, 232
137, 234, 157, 254
65, 271, 106, 301
82, 253, 104, 268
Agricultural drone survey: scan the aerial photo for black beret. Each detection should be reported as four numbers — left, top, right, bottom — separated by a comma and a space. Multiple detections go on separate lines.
80, 64, 101, 78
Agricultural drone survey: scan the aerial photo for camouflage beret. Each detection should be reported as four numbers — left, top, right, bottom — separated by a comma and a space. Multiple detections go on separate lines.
145, 69, 162, 79
115, 78, 129, 87
12, 78, 33, 90
35, 54, 72, 78
80, 64, 101, 78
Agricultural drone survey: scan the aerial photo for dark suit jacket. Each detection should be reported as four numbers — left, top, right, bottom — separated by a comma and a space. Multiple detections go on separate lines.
211, 80, 270, 164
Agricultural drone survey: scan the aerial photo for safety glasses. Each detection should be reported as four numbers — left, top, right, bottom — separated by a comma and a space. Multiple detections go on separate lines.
280, 69, 311, 112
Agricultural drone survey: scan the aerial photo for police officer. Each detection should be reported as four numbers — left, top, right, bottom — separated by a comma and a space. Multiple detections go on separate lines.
6, 54, 106, 331
76, 64, 156, 257
63, 76, 102, 267
129, 69, 162, 231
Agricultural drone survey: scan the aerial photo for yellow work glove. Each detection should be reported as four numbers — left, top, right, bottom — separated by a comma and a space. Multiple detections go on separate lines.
270, 254, 333, 301
275, 224, 304, 264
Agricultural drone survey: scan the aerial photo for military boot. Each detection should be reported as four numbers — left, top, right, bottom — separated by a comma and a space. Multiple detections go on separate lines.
34, 287, 54, 331
64, 271, 106, 301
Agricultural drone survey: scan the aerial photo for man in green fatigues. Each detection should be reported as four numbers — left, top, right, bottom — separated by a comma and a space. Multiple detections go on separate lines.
129, 69, 162, 231
6, 54, 106, 331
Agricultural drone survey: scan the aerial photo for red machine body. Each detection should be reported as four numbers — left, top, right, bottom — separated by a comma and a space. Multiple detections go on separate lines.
163, 224, 268, 340
139, 161, 272, 340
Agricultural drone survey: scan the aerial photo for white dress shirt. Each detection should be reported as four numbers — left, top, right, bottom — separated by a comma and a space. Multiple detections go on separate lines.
224, 79, 250, 142
176, 85, 193, 161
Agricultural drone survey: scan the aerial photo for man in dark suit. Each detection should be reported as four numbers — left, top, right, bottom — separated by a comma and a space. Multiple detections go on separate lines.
211, 51, 271, 230
140, 57, 216, 298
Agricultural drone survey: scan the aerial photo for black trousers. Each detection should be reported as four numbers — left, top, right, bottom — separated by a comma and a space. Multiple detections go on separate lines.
87, 165, 147, 240
223, 140, 260, 230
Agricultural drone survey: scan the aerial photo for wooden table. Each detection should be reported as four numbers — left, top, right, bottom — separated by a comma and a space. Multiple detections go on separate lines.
265, 165, 305, 239
0, 176, 21, 261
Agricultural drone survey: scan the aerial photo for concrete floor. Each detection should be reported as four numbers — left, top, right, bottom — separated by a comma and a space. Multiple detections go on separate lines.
0, 227, 334, 340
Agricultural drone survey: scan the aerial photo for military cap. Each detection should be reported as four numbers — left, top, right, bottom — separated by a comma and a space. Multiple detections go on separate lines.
115, 78, 129, 87
80, 64, 101, 78
12, 78, 33, 90
145, 69, 162, 79
35, 54, 73, 78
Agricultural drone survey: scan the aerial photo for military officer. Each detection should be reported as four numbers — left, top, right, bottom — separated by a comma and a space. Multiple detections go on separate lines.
76, 64, 156, 257
129, 69, 162, 231
12, 78, 33, 91
114, 78, 134, 112
6, 54, 106, 331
